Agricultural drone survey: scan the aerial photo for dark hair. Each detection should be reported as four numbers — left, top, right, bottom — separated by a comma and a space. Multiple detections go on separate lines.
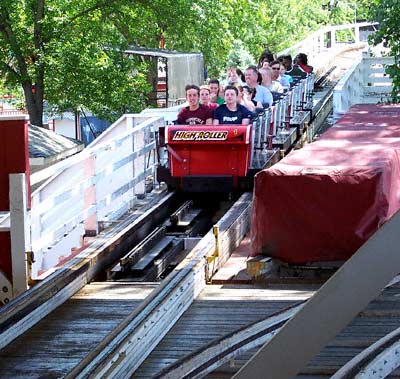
224, 85, 239, 96
246, 65, 258, 75
242, 85, 254, 94
270, 60, 281, 67
282, 54, 293, 63
296, 53, 308, 65
185, 84, 200, 95
209, 78, 220, 86
236, 68, 245, 82
258, 48, 274, 66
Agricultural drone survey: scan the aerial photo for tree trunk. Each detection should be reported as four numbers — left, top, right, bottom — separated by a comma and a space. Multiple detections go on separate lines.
23, 81, 43, 128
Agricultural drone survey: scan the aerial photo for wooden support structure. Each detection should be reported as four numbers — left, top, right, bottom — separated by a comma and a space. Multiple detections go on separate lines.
233, 209, 400, 379
153, 303, 304, 379
66, 192, 252, 379
0, 190, 174, 350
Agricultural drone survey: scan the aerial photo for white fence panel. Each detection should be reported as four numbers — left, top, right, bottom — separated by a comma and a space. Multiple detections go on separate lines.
333, 52, 394, 118
29, 114, 163, 279
278, 22, 378, 75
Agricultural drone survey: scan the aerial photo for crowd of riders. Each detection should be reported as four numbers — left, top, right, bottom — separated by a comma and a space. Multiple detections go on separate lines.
177, 49, 313, 126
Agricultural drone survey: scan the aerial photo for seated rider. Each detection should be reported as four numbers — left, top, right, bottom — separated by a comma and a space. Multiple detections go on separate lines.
209, 78, 225, 105
213, 85, 253, 125
280, 54, 307, 79
295, 53, 313, 74
200, 85, 218, 110
177, 84, 214, 125
245, 65, 273, 108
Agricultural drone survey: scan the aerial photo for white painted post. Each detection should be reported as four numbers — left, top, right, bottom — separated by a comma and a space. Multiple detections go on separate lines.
331, 27, 336, 48
133, 118, 146, 199
9, 173, 30, 297
355, 25, 360, 43
319, 31, 325, 52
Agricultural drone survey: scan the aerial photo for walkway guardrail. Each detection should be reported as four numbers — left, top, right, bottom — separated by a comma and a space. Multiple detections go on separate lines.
333, 51, 394, 118
278, 22, 378, 74
29, 114, 163, 279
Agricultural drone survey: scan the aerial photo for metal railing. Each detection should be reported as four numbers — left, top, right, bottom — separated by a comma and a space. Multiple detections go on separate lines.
250, 74, 315, 169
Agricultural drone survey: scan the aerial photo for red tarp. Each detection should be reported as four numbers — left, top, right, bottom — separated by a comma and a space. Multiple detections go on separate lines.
251, 104, 400, 264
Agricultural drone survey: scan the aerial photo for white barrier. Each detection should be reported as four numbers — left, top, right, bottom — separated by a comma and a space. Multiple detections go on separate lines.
278, 22, 378, 74
29, 114, 163, 279
333, 51, 394, 119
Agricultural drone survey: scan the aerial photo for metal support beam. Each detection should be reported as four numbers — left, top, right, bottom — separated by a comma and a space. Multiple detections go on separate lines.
233, 210, 400, 379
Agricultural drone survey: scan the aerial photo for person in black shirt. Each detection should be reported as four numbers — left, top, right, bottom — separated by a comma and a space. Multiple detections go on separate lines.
213, 85, 253, 125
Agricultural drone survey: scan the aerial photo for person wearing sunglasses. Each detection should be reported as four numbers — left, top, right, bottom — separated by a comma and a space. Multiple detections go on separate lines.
264, 63, 284, 93
271, 60, 290, 93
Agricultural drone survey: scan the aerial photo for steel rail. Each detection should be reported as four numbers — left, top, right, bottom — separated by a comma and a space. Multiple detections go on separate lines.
0, 189, 176, 350
152, 302, 305, 379
331, 277, 400, 379
66, 192, 252, 379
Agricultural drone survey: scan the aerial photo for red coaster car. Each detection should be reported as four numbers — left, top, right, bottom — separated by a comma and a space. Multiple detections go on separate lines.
157, 124, 253, 192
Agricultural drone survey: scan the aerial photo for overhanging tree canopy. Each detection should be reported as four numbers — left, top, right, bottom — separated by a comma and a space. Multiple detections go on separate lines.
0, 0, 150, 126
0, 0, 366, 127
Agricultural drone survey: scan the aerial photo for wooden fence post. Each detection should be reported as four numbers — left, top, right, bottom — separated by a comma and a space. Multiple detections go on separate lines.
9, 173, 30, 297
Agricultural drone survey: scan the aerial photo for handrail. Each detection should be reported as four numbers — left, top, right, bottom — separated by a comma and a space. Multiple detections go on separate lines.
278, 22, 378, 75
333, 51, 394, 118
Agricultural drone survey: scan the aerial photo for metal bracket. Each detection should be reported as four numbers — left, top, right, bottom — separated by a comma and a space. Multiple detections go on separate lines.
206, 225, 220, 264
0, 270, 12, 305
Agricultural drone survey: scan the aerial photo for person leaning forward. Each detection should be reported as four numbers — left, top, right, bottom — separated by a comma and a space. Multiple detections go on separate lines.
177, 84, 214, 125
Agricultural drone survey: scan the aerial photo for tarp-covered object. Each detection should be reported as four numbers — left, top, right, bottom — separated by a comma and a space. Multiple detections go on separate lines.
251, 104, 400, 264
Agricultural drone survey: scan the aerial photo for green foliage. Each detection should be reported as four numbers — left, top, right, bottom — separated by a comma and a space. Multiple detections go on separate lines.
225, 41, 255, 72
0, 0, 367, 127
368, 0, 400, 102
0, 0, 152, 125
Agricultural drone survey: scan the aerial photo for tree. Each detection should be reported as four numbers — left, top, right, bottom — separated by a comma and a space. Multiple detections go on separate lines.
368, 0, 400, 102
0, 0, 362, 128
0, 1, 150, 127
226, 41, 255, 72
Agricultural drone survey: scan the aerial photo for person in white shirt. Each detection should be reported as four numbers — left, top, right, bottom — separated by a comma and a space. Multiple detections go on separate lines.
259, 67, 284, 93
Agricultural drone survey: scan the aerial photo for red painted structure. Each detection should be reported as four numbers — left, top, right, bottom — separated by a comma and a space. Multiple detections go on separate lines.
165, 124, 252, 189
0, 116, 30, 282
251, 104, 400, 264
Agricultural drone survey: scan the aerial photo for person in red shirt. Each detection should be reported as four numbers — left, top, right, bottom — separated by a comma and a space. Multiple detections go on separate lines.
177, 84, 214, 125
295, 53, 313, 74
199, 85, 218, 110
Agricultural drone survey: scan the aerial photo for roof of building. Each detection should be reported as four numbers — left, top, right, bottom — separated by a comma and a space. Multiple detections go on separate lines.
29, 124, 83, 166
125, 45, 202, 59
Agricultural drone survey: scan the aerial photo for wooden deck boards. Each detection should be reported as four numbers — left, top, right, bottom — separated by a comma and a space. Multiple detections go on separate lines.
0, 282, 156, 379
205, 283, 400, 378
132, 283, 317, 378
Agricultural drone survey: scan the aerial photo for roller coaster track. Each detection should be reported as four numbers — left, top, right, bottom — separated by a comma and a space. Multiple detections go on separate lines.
0, 58, 364, 378
0, 192, 257, 378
